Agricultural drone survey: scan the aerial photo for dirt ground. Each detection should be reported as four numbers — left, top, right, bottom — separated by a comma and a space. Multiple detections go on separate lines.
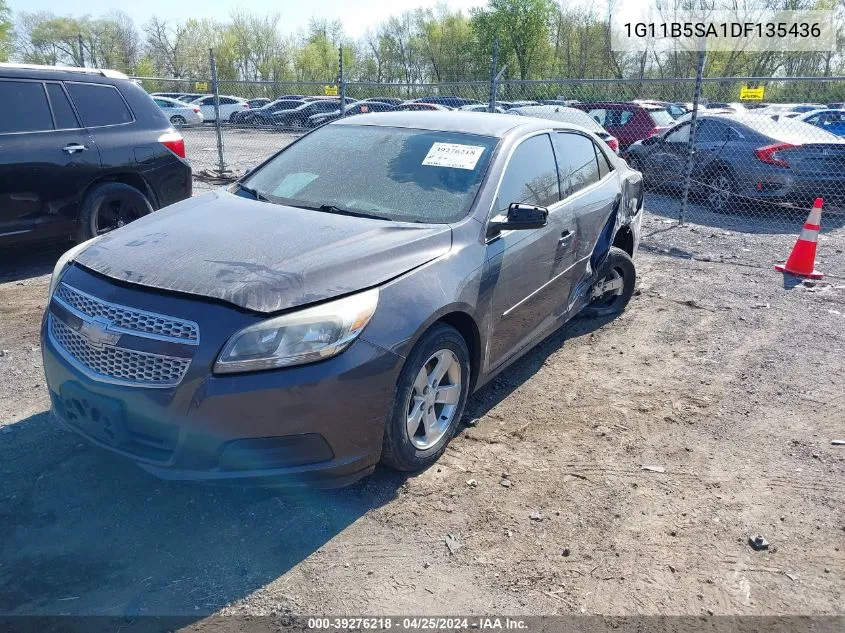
1, 198, 843, 619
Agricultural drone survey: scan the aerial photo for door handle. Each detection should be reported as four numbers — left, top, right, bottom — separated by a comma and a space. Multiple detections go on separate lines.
62, 143, 87, 154
558, 230, 573, 246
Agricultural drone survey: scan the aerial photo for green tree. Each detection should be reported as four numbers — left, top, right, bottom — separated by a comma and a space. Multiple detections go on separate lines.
0, 0, 11, 62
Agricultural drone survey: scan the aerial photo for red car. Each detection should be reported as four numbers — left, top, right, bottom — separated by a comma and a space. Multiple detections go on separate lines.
572, 102, 674, 149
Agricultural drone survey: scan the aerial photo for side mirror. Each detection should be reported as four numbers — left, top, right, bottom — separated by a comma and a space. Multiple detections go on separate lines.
487, 203, 548, 237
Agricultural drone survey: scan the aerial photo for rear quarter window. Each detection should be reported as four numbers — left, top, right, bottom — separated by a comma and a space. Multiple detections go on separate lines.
66, 83, 133, 127
647, 109, 674, 127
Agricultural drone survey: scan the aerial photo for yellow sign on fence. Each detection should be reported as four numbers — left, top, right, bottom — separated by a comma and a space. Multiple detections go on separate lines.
324, 85, 339, 97
195, 81, 209, 91
739, 86, 765, 101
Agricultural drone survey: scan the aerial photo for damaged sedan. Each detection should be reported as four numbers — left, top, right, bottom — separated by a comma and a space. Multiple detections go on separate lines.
41, 111, 644, 487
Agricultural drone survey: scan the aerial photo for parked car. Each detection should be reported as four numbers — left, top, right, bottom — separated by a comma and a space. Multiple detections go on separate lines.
497, 100, 540, 110
572, 101, 674, 148
625, 112, 845, 211
308, 101, 395, 126
460, 103, 506, 113
633, 100, 688, 119
41, 111, 643, 487
507, 105, 620, 153
302, 95, 356, 104
362, 97, 404, 106
393, 102, 450, 111
230, 99, 306, 125
189, 95, 249, 122
176, 93, 205, 103
793, 109, 845, 137
153, 96, 203, 126
538, 99, 579, 107
0, 63, 191, 247
270, 100, 343, 128
150, 92, 189, 100
246, 98, 272, 109
414, 96, 479, 108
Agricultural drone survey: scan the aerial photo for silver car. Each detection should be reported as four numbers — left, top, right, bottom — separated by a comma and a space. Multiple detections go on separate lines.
152, 96, 204, 126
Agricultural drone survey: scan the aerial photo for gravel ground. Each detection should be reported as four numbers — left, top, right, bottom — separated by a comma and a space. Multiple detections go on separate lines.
0, 195, 843, 618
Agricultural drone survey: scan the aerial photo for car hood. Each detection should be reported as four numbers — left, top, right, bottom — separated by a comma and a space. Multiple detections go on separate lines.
74, 191, 453, 314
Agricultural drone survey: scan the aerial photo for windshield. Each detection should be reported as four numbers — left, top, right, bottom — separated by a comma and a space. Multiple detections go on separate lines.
242, 125, 498, 223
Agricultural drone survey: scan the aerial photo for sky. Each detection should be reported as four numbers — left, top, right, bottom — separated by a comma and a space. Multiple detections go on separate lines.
8, 0, 489, 38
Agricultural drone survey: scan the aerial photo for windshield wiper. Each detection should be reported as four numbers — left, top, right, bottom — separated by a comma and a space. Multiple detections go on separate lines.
235, 183, 270, 202
290, 203, 390, 221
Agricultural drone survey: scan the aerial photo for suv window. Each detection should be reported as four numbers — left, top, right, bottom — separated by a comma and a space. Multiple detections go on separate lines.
497, 134, 559, 213
648, 109, 674, 126
587, 108, 607, 126
618, 110, 634, 125
45, 83, 80, 130
66, 83, 133, 127
0, 80, 54, 134
554, 133, 600, 196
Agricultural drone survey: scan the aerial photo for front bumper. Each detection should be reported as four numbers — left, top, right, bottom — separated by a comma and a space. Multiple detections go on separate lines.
41, 266, 403, 488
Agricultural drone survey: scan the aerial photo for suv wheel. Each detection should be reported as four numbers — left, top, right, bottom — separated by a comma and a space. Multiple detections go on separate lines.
381, 323, 471, 471
78, 182, 154, 242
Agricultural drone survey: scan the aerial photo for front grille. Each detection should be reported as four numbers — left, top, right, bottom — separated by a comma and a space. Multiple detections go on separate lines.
55, 283, 199, 343
49, 315, 191, 387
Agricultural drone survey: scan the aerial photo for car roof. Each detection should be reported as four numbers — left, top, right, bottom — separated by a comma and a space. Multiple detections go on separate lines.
332, 110, 582, 138
0, 62, 129, 82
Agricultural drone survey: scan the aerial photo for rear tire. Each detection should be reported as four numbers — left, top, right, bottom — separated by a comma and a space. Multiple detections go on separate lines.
582, 246, 636, 318
77, 182, 153, 242
170, 115, 186, 126
381, 324, 471, 472
706, 168, 737, 213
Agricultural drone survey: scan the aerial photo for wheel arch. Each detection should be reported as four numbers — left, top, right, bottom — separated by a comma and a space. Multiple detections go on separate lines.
81, 173, 158, 210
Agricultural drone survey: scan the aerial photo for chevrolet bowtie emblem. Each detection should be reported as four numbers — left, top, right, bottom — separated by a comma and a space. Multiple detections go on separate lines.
78, 317, 121, 349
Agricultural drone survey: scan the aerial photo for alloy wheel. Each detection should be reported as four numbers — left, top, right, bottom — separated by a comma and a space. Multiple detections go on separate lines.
708, 173, 733, 211
95, 198, 142, 235
406, 349, 462, 450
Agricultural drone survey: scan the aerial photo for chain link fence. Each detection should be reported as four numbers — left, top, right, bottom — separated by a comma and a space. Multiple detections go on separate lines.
134, 65, 845, 275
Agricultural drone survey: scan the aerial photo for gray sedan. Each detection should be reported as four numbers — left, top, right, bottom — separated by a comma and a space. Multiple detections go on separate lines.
41, 112, 643, 487
625, 112, 845, 211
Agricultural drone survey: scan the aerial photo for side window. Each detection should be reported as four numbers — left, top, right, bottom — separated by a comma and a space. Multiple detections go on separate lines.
619, 110, 634, 125
219, 97, 236, 105
665, 123, 691, 144
46, 83, 80, 130
66, 83, 133, 127
588, 108, 607, 126
697, 120, 728, 142
554, 133, 600, 196
595, 144, 614, 178
496, 134, 560, 213
153, 99, 170, 107
0, 80, 54, 134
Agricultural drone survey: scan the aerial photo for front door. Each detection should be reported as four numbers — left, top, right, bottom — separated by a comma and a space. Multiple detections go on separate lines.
484, 133, 563, 370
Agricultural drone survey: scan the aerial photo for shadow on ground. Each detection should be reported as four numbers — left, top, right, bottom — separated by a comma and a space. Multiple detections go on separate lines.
0, 310, 616, 618
645, 190, 845, 235
0, 243, 70, 284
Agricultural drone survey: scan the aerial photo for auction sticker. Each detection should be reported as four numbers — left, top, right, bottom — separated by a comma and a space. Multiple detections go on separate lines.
422, 143, 485, 170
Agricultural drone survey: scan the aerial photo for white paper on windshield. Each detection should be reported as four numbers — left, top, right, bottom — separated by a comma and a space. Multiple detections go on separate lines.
422, 143, 485, 170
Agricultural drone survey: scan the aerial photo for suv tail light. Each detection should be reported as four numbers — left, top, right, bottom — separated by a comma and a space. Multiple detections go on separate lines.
754, 142, 796, 168
606, 136, 620, 153
159, 131, 186, 159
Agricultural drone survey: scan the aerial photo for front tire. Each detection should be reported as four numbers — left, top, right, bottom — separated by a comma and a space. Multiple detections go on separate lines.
582, 246, 636, 318
381, 323, 471, 472
77, 182, 153, 242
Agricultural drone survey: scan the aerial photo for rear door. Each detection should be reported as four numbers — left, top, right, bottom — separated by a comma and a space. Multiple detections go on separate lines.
0, 79, 100, 243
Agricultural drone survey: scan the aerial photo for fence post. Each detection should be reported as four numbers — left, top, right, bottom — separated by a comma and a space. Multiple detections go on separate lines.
679, 43, 707, 225
338, 46, 346, 116
209, 48, 225, 175
488, 39, 499, 113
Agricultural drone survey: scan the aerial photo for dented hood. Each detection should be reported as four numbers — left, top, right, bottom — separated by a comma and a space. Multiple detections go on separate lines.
75, 191, 453, 314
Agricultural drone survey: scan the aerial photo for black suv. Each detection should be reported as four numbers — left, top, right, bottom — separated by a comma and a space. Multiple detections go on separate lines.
0, 63, 192, 247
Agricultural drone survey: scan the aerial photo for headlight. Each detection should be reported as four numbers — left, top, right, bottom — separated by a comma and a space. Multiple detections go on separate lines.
214, 288, 379, 374
48, 238, 99, 297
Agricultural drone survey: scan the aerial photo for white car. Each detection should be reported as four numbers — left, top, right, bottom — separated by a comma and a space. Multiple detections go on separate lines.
189, 95, 249, 122
460, 103, 506, 113
152, 96, 204, 126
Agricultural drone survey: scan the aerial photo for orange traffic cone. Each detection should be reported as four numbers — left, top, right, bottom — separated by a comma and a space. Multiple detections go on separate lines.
775, 198, 824, 280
